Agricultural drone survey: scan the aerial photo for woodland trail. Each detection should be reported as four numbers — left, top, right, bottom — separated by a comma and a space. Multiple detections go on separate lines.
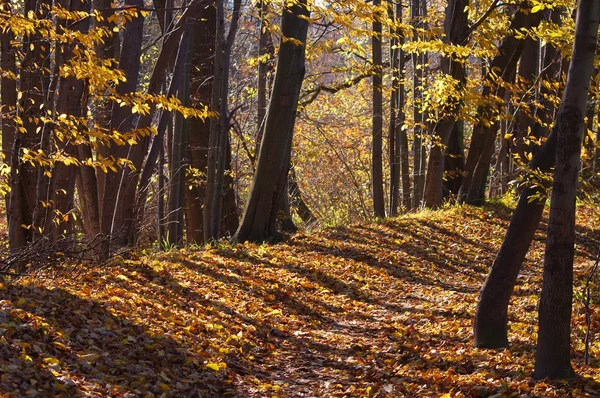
1, 202, 600, 397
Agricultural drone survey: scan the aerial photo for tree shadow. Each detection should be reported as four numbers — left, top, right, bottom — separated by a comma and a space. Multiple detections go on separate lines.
0, 284, 231, 397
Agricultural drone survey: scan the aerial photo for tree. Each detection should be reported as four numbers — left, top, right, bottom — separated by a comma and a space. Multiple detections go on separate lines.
458, 1, 544, 205
473, 7, 567, 349
372, 0, 385, 217
534, 0, 599, 379
233, 0, 310, 243
422, 0, 468, 208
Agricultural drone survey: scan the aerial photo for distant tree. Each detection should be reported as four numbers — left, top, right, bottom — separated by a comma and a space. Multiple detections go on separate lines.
534, 0, 599, 379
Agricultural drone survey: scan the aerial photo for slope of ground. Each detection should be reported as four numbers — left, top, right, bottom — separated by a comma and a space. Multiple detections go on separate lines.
1, 202, 600, 397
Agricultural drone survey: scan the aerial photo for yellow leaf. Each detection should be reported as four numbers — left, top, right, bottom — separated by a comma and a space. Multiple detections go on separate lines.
206, 363, 220, 371
159, 383, 170, 391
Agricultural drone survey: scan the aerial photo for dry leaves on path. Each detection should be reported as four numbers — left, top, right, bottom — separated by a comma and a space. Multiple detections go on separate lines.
1, 202, 599, 396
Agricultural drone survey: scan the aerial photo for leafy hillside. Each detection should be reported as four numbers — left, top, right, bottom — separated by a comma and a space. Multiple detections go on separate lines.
1, 203, 600, 397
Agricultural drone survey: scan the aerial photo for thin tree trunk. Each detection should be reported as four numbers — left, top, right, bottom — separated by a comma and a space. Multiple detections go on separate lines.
534, 0, 599, 379
372, 0, 385, 217
388, 0, 402, 216
411, 0, 424, 209
1, 0, 16, 214
167, 46, 191, 246
204, 0, 242, 241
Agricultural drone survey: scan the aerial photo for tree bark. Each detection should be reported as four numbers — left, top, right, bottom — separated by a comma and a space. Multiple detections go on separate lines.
184, 3, 216, 244
204, 0, 242, 242
422, 0, 468, 208
372, 0, 385, 217
232, 0, 310, 243
473, 7, 566, 349
534, 0, 599, 379
1, 0, 16, 214
99, 0, 144, 257
459, 2, 544, 205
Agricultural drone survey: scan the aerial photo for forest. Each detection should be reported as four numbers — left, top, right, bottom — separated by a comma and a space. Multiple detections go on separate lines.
1, 0, 600, 396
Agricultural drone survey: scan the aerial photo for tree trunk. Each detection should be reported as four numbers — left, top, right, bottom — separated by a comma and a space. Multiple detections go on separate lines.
10, 0, 52, 252
388, 1, 403, 216
459, 2, 544, 205
184, 4, 215, 244
256, 0, 274, 152
166, 45, 191, 246
372, 0, 385, 217
422, 0, 468, 208
411, 0, 425, 209
443, 121, 464, 198
1, 0, 16, 213
204, 0, 242, 241
99, 0, 144, 257
534, 0, 599, 379
473, 7, 566, 349
232, 0, 310, 243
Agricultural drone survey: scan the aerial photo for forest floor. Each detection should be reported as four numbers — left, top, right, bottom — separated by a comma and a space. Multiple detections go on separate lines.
1, 201, 600, 397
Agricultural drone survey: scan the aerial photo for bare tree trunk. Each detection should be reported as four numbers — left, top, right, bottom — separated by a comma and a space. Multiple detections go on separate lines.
388, 1, 401, 216
443, 121, 464, 198
232, 0, 310, 243
1, 0, 16, 214
372, 0, 385, 217
167, 43, 191, 246
534, 0, 599, 379
411, 0, 424, 209
256, 0, 274, 153
204, 0, 242, 241
184, 4, 215, 244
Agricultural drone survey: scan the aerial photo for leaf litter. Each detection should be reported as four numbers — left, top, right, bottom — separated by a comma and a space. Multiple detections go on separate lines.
1, 202, 599, 397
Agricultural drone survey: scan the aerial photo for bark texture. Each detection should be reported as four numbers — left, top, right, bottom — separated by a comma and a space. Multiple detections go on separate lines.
534, 0, 599, 379
233, 0, 310, 243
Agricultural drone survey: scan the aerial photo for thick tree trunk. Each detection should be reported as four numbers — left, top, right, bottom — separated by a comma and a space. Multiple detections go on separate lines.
10, 0, 52, 252
372, 0, 385, 218
184, 4, 216, 244
166, 50, 191, 246
92, 0, 120, 215
459, 2, 544, 205
232, 0, 309, 243
49, 0, 89, 241
534, 0, 599, 379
